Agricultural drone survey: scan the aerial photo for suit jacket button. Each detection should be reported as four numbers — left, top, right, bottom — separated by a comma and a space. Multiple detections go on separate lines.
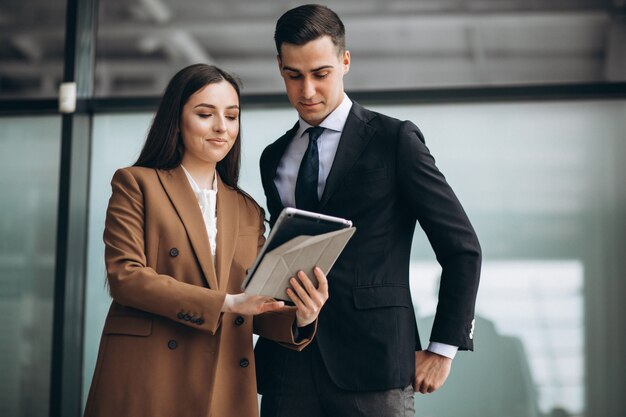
169, 248, 179, 257
195, 318, 204, 325
177, 312, 185, 320
167, 340, 178, 350
239, 358, 249, 368
183, 314, 191, 321
234, 316, 245, 326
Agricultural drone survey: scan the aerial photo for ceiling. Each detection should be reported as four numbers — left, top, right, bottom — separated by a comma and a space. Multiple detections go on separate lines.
0, 0, 624, 98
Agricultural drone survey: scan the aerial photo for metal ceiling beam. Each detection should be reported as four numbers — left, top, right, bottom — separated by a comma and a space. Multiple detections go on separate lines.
0, 10, 610, 39
604, 13, 626, 80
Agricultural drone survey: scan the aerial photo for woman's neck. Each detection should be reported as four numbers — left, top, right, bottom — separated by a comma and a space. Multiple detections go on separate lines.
181, 157, 216, 190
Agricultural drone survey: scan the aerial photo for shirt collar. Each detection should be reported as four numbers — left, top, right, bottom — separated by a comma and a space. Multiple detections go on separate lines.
297, 93, 352, 138
181, 165, 218, 193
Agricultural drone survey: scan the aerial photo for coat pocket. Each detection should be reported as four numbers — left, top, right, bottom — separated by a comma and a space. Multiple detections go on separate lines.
353, 284, 412, 310
103, 315, 153, 336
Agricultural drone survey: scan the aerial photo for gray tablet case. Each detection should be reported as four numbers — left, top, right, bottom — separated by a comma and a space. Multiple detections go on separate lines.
242, 208, 355, 301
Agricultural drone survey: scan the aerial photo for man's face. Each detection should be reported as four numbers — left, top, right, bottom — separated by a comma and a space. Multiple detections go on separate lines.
278, 36, 350, 126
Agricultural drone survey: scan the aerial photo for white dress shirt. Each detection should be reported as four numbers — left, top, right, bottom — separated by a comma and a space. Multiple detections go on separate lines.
274, 94, 352, 208
273, 94, 458, 359
181, 165, 218, 260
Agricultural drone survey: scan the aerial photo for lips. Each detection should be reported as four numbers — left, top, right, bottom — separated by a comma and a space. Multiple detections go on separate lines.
205, 138, 227, 143
300, 102, 321, 108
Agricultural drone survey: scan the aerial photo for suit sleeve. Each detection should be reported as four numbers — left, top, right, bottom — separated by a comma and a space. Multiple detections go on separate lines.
104, 168, 227, 334
396, 121, 482, 351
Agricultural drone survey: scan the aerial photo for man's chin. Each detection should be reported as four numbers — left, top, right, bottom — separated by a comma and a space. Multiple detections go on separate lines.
298, 107, 327, 125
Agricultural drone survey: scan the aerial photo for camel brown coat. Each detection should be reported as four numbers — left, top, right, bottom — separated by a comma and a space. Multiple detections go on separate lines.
84, 166, 313, 417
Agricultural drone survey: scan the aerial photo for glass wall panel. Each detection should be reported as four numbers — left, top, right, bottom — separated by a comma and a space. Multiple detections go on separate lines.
82, 114, 152, 409
94, 0, 622, 97
0, 116, 61, 416
84, 100, 626, 416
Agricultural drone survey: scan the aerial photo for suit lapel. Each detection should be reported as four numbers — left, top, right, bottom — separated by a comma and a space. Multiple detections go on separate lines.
215, 175, 238, 291
320, 103, 376, 208
157, 167, 219, 290
265, 122, 299, 219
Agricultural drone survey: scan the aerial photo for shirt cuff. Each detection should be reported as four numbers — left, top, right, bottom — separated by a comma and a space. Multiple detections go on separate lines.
427, 342, 458, 359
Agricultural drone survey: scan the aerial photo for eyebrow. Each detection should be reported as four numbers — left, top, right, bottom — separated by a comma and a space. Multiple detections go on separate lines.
282, 65, 334, 73
193, 103, 239, 110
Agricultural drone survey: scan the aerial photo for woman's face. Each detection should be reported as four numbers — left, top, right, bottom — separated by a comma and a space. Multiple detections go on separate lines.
180, 80, 240, 167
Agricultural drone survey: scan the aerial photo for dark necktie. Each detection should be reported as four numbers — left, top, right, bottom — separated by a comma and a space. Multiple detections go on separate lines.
295, 126, 325, 211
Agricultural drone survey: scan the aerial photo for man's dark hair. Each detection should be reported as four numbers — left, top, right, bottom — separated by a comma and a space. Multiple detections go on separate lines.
274, 4, 345, 56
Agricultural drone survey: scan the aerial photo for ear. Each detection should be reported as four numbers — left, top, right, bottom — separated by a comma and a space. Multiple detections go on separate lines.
342, 50, 351, 74
276, 54, 282, 72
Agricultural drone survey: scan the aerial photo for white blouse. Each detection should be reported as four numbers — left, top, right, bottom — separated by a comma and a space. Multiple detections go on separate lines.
181, 165, 218, 260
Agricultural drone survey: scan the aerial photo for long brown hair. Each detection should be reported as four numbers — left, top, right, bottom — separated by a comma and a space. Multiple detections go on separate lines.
134, 64, 243, 191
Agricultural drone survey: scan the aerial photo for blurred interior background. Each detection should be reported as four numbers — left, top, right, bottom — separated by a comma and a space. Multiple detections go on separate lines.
1, 0, 625, 97
1, 1, 625, 417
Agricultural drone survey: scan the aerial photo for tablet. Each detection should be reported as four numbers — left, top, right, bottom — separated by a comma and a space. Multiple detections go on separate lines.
242, 207, 353, 290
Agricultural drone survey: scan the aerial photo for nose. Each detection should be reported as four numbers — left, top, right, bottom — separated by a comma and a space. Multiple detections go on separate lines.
302, 77, 315, 100
213, 115, 226, 132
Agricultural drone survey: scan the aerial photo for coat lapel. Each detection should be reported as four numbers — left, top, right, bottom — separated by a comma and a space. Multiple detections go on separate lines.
157, 167, 219, 290
319, 103, 376, 208
265, 122, 299, 221
215, 175, 239, 291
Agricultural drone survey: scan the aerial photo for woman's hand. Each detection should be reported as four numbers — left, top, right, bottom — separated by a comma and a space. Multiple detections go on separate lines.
287, 267, 329, 327
222, 293, 285, 316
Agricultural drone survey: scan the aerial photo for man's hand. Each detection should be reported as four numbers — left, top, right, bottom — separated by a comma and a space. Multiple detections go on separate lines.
286, 267, 329, 327
413, 350, 452, 394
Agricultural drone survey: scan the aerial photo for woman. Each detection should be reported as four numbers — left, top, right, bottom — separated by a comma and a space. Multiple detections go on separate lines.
84, 64, 328, 417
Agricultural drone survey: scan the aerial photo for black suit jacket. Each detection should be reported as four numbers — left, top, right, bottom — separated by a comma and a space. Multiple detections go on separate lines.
255, 101, 481, 392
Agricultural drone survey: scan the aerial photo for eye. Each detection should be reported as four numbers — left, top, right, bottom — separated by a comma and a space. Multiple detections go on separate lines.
198, 113, 212, 119
315, 72, 329, 79
226, 115, 239, 121
288, 74, 302, 80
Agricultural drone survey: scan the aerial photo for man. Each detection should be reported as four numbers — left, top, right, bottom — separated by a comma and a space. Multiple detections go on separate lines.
255, 4, 482, 417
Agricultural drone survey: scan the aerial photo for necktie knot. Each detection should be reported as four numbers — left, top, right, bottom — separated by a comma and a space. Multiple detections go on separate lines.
305, 126, 325, 143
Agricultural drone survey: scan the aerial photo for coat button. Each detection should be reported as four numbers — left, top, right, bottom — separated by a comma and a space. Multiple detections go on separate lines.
195, 318, 204, 325
169, 248, 179, 257
177, 312, 185, 320
234, 316, 245, 326
183, 314, 191, 321
168, 340, 178, 350
239, 358, 249, 368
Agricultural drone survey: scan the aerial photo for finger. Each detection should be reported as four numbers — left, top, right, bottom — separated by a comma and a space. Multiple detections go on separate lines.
287, 288, 313, 325
296, 270, 317, 292
286, 284, 314, 318
414, 375, 426, 394
296, 271, 324, 306
285, 284, 306, 310
313, 266, 329, 296
258, 300, 285, 313
290, 275, 313, 306
251, 295, 274, 304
